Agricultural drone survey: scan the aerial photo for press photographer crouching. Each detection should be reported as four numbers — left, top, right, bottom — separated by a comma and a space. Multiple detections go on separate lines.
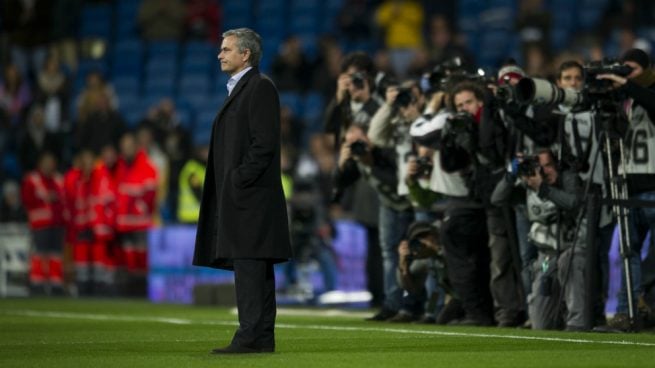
491, 149, 588, 331
396, 221, 464, 324
595, 48, 655, 330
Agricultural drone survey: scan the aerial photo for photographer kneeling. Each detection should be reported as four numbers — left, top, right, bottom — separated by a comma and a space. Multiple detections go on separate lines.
397, 221, 464, 324
491, 149, 587, 331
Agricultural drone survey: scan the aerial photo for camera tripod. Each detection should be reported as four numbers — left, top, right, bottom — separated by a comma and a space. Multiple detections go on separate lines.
557, 99, 638, 331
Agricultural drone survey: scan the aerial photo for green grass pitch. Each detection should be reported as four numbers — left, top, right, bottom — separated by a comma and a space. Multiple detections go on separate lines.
1, 298, 654, 367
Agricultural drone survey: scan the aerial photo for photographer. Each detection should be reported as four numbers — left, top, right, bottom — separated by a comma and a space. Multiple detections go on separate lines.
324, 52, 381, 148
493, 64, 539, 302
334, 124, 414, 321
440, 81, 524, 327
491, 149, 587, 331
596, 48, 655, 330
396, 221, 464, 325
368, 80, 427, 216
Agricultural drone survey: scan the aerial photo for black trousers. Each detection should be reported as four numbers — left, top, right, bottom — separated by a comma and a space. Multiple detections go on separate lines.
441, 206, 493, 321
231, 259, 276, 348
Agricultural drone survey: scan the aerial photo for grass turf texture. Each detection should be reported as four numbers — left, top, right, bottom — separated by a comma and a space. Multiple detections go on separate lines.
1, 298, 654, 367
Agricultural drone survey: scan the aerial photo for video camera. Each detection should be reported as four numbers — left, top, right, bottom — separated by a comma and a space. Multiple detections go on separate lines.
513, 58, 633, 109
583, 59, 633, 95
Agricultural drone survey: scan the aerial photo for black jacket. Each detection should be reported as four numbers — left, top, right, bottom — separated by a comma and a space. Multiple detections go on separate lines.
193, 68, 292, 270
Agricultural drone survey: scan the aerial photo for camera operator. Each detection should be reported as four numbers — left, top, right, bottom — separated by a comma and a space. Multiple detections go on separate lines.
324, 52, 381, 148
491, 149, 587, 331
396, 221, 464, 324
596, 48, 655, 330
334, 123, 414, 321
440, 81, 524, 327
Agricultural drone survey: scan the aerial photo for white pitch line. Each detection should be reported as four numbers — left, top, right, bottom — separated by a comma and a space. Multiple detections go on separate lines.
5, 310, 655, 348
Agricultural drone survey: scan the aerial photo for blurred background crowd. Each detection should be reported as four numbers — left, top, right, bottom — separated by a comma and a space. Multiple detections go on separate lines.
1, 0, 655, 333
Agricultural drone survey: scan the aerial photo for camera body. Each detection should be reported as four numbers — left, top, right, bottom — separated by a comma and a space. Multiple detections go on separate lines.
408, 238, 423, 255
349, 140, 369, 156
351, 72, 366, 89
517, 156, 541, 177
583, 59, 633, 95
393, 88, 414, 109
414, 156, 434, 178
496, 83, 517, 105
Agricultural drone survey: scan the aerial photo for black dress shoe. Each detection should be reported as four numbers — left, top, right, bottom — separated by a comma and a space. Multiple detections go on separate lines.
211, 344, 261, 354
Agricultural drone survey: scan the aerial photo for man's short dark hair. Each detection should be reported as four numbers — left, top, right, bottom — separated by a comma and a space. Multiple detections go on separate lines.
557, 60, 584, 80
449, 81, 485, 108
340, 51, 375, 76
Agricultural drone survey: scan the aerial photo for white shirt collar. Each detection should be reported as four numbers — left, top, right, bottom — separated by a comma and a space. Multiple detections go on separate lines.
227, 66, 253, 95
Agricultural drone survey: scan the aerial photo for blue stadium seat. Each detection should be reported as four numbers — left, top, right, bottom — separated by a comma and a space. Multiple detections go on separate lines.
147, 41, 180, 58
179, 75, 212, 96
78, 59, 109, 78
113, 77, 140, 96
175, 107, 194, 130
551, 29, 570, 51
223, 14, 255, 31
296, 34, 319, 61
2, 153, 21, 181
117, 0, 141, 15
280, 92, 302, 116
111, 41, 143, 77
290, 14, 320, 35
82, 4, 112, 21
192, 119, 214, 146
578, 8, 604, 30
80, 19, 112, 39
123, 109, 145, 128
144, 77, 176, 98
257, 0, 287, 14
115, 17, 138, 39
325, 0, 344, 12
180, 55, 212, 75
184, 41, 215, 58
214, 74, 230, 94
145, 58, 177, 77
302, 92, 324, 128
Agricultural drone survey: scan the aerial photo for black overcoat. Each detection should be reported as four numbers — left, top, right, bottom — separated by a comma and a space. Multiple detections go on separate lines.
193, 68, 292, 270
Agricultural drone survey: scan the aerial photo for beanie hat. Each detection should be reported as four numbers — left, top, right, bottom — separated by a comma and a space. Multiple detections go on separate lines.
406, 221, 437, 240
622, 48, 651, 70
497, 65, 526, 84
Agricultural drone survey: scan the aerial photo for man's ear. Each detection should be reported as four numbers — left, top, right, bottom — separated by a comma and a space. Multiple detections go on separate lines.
241, 49, 251, 64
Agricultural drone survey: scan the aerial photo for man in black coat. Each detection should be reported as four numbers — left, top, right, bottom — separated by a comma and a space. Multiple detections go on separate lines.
193, 28, 292, 354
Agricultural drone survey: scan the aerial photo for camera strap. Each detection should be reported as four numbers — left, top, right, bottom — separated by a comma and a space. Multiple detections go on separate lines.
570, 116, 594, 171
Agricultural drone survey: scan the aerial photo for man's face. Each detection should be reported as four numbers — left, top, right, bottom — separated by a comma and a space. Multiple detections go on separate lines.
624, 60, 644, 80
218, 35, 249, 76
538, 151, 558, 185
557, 67, 584, 91
454, 90, 483, 116
399, 101, 420, 121
120, 135, 137, 160
38, 154, 57, 176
